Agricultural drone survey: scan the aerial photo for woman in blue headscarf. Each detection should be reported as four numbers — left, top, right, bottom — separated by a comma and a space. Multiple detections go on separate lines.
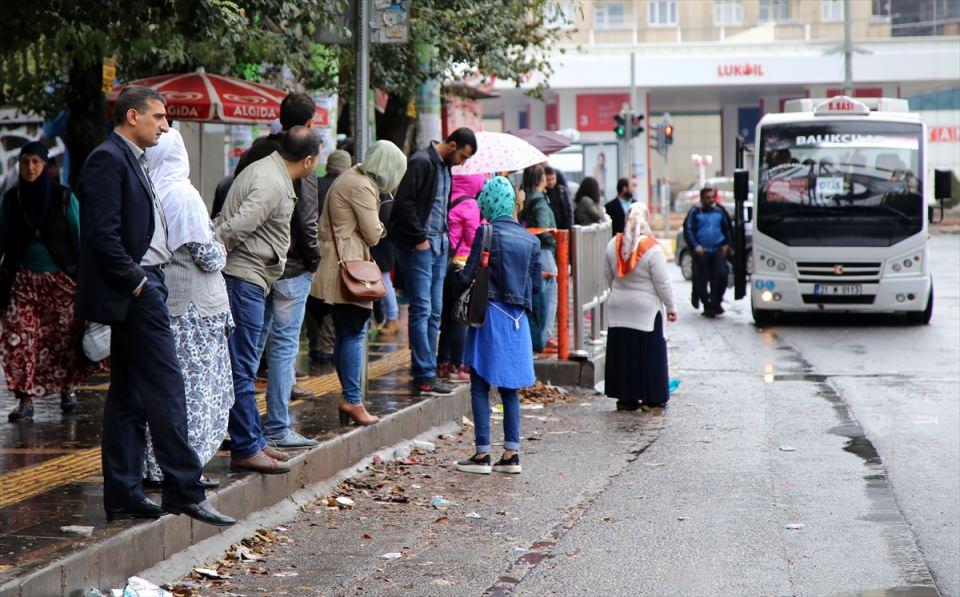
0, 142, 98, 422
455, 176, 542, 476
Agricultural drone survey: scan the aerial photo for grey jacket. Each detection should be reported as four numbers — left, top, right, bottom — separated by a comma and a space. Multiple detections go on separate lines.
214, 152, 296, 292
165, 240, 231, 320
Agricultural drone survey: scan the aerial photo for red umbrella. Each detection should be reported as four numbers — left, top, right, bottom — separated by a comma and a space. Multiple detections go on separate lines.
109, 69, 329, 125
508, 129, 572, 155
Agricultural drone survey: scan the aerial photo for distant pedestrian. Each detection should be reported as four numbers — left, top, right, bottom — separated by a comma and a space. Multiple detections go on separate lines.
522, 165, 558, 353
456, 176, 541, 475
544, 166, 573, 232
76, 85, 233, 526
389, 128, 476, 397
682, 186, 732, 318
214, 126, 319, 475
573, 177, 605, 226
310, 140, 407, 426
604, 178, 634, 235
1, 142, 95, 422
305, 150, 352, 372
437, 173, 486, 382
239, 93, 323, 450
371, 192, 400, 336
604, 203, 677, 411
143, 127, 234, 489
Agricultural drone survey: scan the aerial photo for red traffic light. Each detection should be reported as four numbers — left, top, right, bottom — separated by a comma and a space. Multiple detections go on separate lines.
663, 124, 674, 144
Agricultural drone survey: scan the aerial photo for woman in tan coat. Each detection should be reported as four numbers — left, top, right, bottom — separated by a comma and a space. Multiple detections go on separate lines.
310, 140, 407, 425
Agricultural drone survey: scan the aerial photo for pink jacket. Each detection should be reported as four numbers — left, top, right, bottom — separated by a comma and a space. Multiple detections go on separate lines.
448, 174, 486, 259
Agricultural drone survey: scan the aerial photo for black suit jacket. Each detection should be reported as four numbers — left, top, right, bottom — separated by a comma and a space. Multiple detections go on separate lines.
604, 198, 629, 236
76, 132, 155, 324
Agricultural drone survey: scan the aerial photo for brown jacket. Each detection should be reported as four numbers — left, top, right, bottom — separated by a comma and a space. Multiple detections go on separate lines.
311, 166, 385, 308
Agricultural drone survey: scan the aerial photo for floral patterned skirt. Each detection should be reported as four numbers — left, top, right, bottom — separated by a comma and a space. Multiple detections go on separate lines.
145, 303, 235, 480
0, 269, 99, 396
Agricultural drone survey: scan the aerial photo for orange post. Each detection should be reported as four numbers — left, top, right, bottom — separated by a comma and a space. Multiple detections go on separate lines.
524, 227, 571, 361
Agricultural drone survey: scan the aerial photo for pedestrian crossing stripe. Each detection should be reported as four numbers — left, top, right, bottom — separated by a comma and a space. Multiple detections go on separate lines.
0, 349, 410, 509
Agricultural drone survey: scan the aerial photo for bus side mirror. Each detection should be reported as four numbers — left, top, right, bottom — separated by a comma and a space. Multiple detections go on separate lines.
934, 169, 952, 201
732, 170, 749, 300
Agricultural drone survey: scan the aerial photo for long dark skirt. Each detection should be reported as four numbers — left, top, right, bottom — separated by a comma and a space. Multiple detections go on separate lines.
603, 312, 669, 406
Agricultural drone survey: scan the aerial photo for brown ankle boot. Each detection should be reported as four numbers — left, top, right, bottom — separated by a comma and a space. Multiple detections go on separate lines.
338, 402, 380, 426
230, 450, 292, 474
378, 319, 400, 336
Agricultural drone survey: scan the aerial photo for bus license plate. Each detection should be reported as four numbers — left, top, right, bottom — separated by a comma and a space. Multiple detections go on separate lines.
814, 284, 862, 296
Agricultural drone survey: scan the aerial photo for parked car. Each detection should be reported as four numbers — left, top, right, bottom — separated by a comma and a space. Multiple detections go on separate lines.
675, 200, 753, 282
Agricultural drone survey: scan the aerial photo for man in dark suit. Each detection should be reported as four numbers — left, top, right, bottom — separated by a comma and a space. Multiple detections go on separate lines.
76, 85, 234, 526
604, 177, 634, 236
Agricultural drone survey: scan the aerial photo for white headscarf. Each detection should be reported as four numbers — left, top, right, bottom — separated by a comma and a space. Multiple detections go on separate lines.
146, 127, 213, 252
620, 201, 653, 262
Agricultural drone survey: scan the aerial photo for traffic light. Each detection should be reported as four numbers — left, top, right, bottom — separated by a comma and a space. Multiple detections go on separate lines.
631, 114, 645, 137
663, 123, 674, 145
613, 113, 627, 138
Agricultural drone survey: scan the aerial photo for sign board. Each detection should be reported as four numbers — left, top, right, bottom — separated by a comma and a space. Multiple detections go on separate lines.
371, 0, 411, 44
576, 93, 629, 132
311, 93, 338, 171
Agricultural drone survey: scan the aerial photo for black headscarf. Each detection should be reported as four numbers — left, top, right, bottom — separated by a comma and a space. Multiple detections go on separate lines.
17, 141, 53, 227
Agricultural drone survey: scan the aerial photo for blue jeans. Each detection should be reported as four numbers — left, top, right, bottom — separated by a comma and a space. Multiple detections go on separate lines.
224, 275, 267, 459
540, 250, 558, 345
332, 305, 370, 405
396, 247, 447, 381
256, 273, 313, 439
382, 271, 399, 321
470, 370, 520, 454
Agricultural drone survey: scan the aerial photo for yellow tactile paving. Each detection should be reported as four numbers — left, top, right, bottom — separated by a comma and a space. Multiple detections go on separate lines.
0, 349, 410, 509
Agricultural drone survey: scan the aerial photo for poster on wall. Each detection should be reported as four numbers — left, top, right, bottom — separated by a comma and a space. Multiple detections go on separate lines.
583, 143, 619, 202
312, 93, 338, 173
226, 125, 255, 174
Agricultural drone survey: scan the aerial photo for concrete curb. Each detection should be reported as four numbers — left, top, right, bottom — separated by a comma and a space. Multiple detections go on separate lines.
2, 389, 471, 597
535, 353, 605, 388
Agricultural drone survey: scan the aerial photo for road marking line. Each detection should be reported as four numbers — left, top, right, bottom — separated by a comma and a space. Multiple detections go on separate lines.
0, 349, 410, 509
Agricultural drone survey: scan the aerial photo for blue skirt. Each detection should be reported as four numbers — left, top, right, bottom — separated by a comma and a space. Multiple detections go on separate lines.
464, 300, 536, 390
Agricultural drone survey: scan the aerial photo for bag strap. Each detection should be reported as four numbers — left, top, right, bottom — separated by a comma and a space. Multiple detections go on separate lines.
448, 195, 470, 212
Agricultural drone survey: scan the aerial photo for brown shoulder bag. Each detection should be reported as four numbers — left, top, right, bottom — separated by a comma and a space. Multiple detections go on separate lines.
327, 197, 386, 301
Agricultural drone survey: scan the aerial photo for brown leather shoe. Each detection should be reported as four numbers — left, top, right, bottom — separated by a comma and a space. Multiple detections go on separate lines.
230, 450, 291, 474
338, 402, 380, 426
261, 444, 290, 462
377, 319, 400, 336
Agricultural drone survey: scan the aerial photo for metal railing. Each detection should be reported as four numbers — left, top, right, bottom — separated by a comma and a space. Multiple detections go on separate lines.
570, 220, 613, 358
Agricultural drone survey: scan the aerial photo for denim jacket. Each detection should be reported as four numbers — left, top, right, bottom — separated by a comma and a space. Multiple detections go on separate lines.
460, 216, 542, 312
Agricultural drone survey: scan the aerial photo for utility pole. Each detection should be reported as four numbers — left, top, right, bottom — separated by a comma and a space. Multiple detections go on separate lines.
353, 0, 371, 161
843, 0, 853, 96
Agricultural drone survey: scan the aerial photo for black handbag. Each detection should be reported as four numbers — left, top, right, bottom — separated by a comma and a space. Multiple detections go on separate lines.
454, 224, 493, 328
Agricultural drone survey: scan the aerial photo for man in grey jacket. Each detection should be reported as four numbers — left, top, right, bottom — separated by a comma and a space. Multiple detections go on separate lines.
214, 126, 319, 474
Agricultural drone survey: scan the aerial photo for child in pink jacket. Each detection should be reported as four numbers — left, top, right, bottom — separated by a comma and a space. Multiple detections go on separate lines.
439, 173, 487, 381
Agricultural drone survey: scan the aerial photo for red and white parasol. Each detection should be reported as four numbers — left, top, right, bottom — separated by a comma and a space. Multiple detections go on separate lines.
451, 131, 548, 175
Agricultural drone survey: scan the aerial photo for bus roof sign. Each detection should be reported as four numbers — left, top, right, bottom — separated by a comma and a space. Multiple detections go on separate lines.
814, 96, 870, 116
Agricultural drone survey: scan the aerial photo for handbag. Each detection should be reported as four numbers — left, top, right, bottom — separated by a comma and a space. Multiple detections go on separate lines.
327, 197, 386, 301
82, 322, 111, 362
454, 224, 493, 328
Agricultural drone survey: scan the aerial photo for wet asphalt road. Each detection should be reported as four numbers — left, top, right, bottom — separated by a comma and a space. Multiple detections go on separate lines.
178, 234, 958, 596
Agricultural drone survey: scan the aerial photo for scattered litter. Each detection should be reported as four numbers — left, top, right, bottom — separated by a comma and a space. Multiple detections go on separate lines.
272, 571, 299, 578
61, 525, 94, 537
233, 545, 262, 561
381, 552, 403, 560
431, 495, 453, 510
397, 458, 419, 465
461, 416, 474, 427
275, 526, 290, 532
431, 579, 455, 586
466, 512, 482, 519
372, 454, 383, 463
193, 568, 230, 580
363, 533, 374, 540
519, 381, 570, 405
413, 440, 436, 452
491, 404, 504, 414
393, 446, 411, 459
579, 402, 592, 406
602, 516, 615, 523
669, 379, 681, 394
779, 446, 798, 452
412, 484, 422, 489
335, 496, 355, 508
643, 462, 668, 467
676, 516, 688, 521
519, 404, 545, 410
110, 576, 172, 597
514, 546, 528, 552
783, 523, 805, 530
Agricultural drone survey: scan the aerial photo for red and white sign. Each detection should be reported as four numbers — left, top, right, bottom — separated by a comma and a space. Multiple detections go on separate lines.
717, 63, 765, 78
814, 96, 870, 116
576, 93, 629, 132
930, 126, 960, 143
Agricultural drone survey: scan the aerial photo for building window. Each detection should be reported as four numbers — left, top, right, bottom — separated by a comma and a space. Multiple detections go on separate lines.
822, 0, 843, 21
758, 0, 790, 23
548, 1, 576, 29
648, 0, 678, 26
714, 0, 743, 25
871, 0, 891, 19
595, 2, 627, 29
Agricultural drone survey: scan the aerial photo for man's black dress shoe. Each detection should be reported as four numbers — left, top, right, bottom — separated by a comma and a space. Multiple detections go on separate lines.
106, 497, 165, 521
163, 500, 236, 526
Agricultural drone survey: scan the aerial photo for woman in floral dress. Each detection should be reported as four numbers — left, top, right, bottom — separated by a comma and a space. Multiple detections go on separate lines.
143, 128, 234, 487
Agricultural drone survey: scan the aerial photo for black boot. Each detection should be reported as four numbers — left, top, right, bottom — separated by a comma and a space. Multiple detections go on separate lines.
60, 392, 79, 414
8, 392, 34, 422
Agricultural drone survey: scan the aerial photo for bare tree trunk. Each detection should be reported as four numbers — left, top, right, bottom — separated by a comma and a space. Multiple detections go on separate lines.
64, 58, 107, 190
375, 94, 415, 155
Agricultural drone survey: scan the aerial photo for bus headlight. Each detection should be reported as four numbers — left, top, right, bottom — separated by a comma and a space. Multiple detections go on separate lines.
761, 290, 773, 302
892, 263, 901, 272
777, 263, 786, 271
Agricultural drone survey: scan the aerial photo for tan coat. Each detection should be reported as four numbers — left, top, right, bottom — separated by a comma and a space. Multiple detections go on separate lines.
311, 166, 385, 308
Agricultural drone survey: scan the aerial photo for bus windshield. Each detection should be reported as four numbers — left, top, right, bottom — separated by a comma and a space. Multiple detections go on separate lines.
757, 120, 923, 247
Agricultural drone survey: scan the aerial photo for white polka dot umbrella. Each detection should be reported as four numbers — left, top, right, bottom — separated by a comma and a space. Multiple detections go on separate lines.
451, 131, 549, 175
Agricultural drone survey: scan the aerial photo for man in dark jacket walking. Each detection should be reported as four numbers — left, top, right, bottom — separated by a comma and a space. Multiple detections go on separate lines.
604, 178, 634, 235
389, 128, 476, 396
234, 93, 323, 449
683, 186, 732, 317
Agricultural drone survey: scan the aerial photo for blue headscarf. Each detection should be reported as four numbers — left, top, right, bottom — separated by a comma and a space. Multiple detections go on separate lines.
476, 176, 516, 222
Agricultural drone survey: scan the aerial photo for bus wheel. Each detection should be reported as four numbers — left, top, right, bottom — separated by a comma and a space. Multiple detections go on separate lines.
907, 285, 933, 325
752, 297, 776, 327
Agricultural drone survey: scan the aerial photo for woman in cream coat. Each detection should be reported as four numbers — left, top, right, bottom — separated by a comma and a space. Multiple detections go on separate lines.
310, 140, 407, 425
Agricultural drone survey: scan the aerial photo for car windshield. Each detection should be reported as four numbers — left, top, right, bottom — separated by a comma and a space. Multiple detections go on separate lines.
757, 120, 923, 247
